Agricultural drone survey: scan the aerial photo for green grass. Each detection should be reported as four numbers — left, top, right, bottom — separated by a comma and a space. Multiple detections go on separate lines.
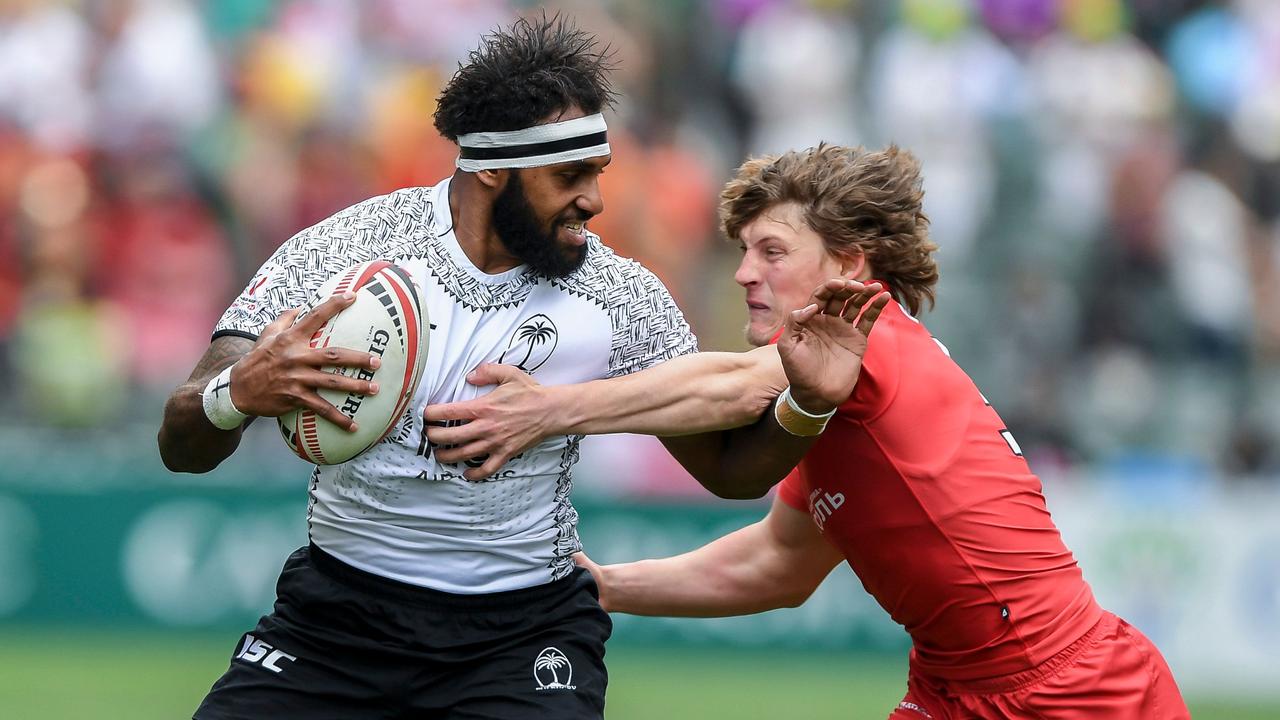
0, 629, 1274, 719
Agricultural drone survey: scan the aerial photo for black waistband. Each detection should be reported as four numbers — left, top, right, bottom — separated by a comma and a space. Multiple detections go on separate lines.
306, 543, 581, 609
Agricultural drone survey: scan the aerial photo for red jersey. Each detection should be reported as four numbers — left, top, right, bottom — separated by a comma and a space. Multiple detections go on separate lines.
777, 298, 1101, 681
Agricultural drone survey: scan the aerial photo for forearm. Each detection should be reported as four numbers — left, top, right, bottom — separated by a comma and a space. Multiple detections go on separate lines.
157, 383, 247, 473
157, 337, 253, 473
669, 408, 821, 500
553, 347, 786, 437
599, 521, 817, 617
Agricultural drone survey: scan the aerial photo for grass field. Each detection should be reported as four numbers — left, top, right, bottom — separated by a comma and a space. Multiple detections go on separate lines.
0, 628, 1275, 719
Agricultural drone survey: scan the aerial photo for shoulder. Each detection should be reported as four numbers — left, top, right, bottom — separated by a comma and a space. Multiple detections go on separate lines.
836, 300, 916, 418
554, 235, 698, 375
267, 186, 443, 275
292, 187, 439, 249
548, 235, 673, 307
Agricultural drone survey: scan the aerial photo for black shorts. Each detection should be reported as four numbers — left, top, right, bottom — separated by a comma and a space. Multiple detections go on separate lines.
194, 545, 612, 720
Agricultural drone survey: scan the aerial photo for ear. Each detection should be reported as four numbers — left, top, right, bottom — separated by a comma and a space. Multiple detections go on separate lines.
837, 250, 872, 281
475, 168, 507, 190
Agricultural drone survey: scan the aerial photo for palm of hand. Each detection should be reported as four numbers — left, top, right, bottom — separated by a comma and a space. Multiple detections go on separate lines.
778, 311, 870, 410
775, 279, 889, 411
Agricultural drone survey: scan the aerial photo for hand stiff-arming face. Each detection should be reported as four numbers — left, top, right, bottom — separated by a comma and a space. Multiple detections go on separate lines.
492, 155, 610, 279
735, 202, 850, 347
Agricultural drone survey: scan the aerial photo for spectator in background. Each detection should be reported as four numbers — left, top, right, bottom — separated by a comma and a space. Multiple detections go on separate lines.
731, 0, 862, 153
89, 0, 219, 151
0, 0, 1273, 483
90, 151, 233, 397
0, 0, 92, 151
10, 154, 128, 425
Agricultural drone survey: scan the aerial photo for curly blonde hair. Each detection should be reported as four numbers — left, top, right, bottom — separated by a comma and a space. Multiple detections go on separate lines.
720, 144, 939, 315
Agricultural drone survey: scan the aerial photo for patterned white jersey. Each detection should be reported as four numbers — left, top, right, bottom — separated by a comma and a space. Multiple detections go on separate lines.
214, 178, 698, 593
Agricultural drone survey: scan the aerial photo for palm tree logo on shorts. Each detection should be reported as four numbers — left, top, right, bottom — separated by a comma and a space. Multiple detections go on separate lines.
500, 314, 559, 373
533, 646, 576, 690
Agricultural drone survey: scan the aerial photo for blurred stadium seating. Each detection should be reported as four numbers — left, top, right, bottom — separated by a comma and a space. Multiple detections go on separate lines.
0, 0, 1277, 716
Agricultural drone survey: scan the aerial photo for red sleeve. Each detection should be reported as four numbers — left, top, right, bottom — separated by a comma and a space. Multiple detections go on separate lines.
776, 467, 808, 511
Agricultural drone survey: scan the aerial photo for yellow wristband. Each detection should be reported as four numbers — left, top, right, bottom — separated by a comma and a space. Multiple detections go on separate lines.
773, 386, 836, 437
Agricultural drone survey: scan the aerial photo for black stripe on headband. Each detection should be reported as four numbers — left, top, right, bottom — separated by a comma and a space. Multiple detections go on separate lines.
458, 131, 609, 161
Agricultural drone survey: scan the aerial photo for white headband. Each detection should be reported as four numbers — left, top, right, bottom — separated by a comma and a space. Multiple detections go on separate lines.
455, 113, 610, 172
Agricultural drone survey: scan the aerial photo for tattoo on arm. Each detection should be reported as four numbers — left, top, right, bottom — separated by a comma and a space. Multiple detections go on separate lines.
158, 336, 258, 473
188, 337, 255, 384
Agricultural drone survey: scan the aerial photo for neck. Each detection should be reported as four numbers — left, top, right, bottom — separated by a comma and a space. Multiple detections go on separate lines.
448, 171, 523, 274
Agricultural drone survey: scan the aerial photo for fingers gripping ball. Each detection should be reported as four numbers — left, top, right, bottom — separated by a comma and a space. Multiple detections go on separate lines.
278, 261, 430, 465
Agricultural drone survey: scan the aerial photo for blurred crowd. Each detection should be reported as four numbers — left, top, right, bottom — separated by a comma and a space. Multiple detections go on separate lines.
0, 0, 1277, 485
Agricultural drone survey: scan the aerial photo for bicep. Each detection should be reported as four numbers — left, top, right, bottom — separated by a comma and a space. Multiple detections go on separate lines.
761, 496, 844, 585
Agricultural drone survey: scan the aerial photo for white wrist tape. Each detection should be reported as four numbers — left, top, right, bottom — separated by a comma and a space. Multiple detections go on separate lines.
773, 386, 837, 437
201, 365, 248, 430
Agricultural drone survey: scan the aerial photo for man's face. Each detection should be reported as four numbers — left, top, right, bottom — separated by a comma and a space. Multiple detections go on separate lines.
492, 155, 609, 279
734, 203, 848, 346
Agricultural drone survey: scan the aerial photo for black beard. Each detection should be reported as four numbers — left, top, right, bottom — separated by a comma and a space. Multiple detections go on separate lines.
491, 173, 587, 279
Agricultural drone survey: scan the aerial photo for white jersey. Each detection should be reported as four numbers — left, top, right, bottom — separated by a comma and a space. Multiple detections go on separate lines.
214, 178, 697, 593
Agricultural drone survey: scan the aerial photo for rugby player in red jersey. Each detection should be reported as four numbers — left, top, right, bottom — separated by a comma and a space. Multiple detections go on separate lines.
427, 144, 1190, 718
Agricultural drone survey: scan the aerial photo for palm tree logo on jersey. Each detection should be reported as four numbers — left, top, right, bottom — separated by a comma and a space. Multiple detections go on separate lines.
500, 314, 559, 373
533, 646, 575, 691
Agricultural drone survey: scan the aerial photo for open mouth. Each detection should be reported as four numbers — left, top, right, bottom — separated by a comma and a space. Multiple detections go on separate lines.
559, 220, 589, 248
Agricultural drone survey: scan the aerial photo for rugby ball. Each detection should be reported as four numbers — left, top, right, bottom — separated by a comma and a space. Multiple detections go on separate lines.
278, 260, 429, 465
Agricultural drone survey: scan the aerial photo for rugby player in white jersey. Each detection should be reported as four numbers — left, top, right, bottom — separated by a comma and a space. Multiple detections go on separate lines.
158, 15, 885, 720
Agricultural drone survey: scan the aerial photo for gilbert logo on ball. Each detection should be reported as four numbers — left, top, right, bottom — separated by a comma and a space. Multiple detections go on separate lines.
278, 260, 429, 465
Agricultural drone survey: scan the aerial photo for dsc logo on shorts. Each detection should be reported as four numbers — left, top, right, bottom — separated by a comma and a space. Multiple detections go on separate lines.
234, 634, 297, 673
533, 646, 576, 691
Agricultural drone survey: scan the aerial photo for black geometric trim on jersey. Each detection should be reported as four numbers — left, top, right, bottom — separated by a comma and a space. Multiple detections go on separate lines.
213, 188, 437, 339
305, 466, 322, 540
548, 435, 584, 582
211, 328, 261, 343
548, 240, 699, 378
423, 229, 539, 313
459, 131, 609, 161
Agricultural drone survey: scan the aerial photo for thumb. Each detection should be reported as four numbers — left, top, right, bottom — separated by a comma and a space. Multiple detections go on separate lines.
789, 303, 820, 327
573, 551, 600, 575
467, 362, 528, 387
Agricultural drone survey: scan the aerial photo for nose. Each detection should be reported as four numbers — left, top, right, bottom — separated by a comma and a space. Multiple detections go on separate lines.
734, 252, 759, 288
576, 179, 604, 218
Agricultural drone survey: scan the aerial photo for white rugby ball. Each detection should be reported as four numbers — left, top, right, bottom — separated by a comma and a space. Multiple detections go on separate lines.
278, 260, 429, 465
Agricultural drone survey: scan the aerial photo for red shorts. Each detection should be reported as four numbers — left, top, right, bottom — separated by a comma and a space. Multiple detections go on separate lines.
889, 612, 1189, 720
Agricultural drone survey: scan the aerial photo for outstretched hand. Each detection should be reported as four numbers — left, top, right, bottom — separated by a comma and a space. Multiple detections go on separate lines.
778, 279, 890, 413
228, 292, 382, 431
423, 363, 556, 481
